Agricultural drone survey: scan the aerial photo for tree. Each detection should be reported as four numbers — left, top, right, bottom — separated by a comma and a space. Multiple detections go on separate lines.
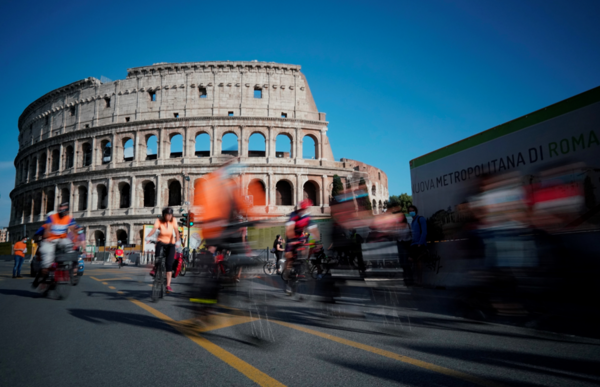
331, 174, 343, 200
388, 193, 413, 212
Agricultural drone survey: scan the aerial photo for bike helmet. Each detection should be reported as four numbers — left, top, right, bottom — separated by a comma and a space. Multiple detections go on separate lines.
300, 199, 313, 210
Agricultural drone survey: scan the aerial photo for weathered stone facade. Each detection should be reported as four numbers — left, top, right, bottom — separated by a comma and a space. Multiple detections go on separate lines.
10, 61, 388, 245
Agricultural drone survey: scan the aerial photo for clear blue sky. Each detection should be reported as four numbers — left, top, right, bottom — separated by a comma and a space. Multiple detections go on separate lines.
1, 0, 599, 226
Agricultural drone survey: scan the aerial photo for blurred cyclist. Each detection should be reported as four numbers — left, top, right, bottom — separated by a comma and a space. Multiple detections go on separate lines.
115, 245, 124, 266
34, 202, 77, 290
284, 199, 320, 280
145, 207, 181, 293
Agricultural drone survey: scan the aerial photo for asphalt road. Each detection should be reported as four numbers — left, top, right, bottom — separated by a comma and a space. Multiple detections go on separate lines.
1, 260, 599, 387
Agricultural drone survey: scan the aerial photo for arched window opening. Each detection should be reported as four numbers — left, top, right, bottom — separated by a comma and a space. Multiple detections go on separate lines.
51, 149, 60, 172
97, 185, 108, 210
65, 146, 74, 169
303, 181, 318, 206
31, 157, 37, 178
33, 193, 42, 216
123, 139, 134, 161
46, 189, 55, 214
221, 133, 238, 157
82, 143, 93, 166
24, 197, 31, 218
94, 230, 105, 246
101, 140, 112, 164
276, 181, 292, 206
303, 135, 317, 159
143, 181, 156, 208
146, 135, 158, 160
39, 153, 47, 175
77, 186, 88, 211
372, 185, 376, 196
170, 134, 183, 158
379, 200, 383, 213
60, 188, 70, 205
116, 230, 128, 245
276, 134, 292, 158
119, 183, 131, 208
372, 199, 377, 214
248, 133, 266, 157
248, 179, 266, 206
23, 161, 29, 181
195, 133, 210, 157
168, 181, 182, 206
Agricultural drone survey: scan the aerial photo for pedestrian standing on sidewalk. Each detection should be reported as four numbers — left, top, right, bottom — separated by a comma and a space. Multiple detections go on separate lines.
408, 205, 428, 285
13, 237, 28, 278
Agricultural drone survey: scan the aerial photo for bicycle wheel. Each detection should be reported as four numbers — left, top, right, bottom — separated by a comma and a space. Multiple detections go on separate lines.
55, 269, 71, 300
263, 262, 275, 276
310, 264, 320, 279
180, 261, 187, 277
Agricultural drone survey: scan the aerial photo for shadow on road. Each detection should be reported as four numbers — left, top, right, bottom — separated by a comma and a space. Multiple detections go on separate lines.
68, 308, 177, 334
0, 288, 41, 298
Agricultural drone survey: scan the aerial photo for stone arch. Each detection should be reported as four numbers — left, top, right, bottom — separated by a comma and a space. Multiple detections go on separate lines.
221, 132, 238, 156
96, 184, 108, 210
51, 149, 60, 171
60, 187, 70, 205
248, 179, 266, 206
39, 152, 47, 175
379, 200, 383, 213
168, 180, 182, 206
303, 180, 319, 206
145, 134, 158, 160
33, 191, 42, 216
372, 184, 376, 196
65, 145, 74, 169
45, 187, 55, 214
276, 180, 293, 206
143, 180, 156, 207
30, 157, 38, 178
93, 230, 106, 246
77, 186, 88, 211
116, 229, 128, 245
303, 134, 318, 159
248, 132, 266, 157
123, 138, 134, 161
372, 199, 377, 214
100, 139, 112, 164
81, 142, 93, 167
118, 182, 131, 208
276, 133, 292, 158
195, 132, 210, 157
169, 132, 183, 158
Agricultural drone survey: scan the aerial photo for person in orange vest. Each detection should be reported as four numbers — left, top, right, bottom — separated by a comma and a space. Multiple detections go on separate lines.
13, 237, 28, 278
34, 202, 77, 290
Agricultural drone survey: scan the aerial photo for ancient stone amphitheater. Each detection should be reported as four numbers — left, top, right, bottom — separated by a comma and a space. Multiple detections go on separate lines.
10, 61, 388, 245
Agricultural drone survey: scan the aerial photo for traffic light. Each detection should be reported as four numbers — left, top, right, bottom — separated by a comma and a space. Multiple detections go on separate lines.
179, 213, 188, 228
188, 213, 194, 227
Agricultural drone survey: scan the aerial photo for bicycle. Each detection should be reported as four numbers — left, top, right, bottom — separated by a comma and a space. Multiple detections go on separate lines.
281, 244, 314, 299
150, 243, 167, 302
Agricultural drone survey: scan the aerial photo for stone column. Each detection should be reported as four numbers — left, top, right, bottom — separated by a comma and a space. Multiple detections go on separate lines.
134, 131, 140, 164
185, 127, 193, 159
211, 126, 217, 157
296, 173, 302, 206
110, 133, 116, 166
239, 126, 246, 157
54, 185, 59, 211
58, 144, 64, 172
267, 173, 274, 208
86, 180, 92, 216
320, 128, 327, 160
105, 224, 111, 247
155, 175, 162, 208
90, 137, 96, 170
295, 128, 302, 161
158, 128, 164, 161
321, 175, 328, 209
130, 176, 136, 215
106, 179, 112, 216
267, 127, 275, 158
72, 140, 78, 172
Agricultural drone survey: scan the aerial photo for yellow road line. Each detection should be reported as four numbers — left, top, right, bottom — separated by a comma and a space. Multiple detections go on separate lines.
273, 321, 506, 387
92, 277, 132, 282
178, 315, 257, 333
108, 286, 116, 289
102, 282, 108, 285
117, 291, 124, 294
129, 299, 285, 387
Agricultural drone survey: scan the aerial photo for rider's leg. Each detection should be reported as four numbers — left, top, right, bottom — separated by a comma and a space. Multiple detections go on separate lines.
36, 239, 57, 286
165, 243, 176, 288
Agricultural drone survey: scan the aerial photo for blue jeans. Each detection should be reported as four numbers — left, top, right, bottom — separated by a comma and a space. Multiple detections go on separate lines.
13, 255, 24, 276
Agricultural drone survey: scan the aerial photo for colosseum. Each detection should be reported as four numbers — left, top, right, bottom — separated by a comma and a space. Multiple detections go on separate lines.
10, 61, 388, 246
